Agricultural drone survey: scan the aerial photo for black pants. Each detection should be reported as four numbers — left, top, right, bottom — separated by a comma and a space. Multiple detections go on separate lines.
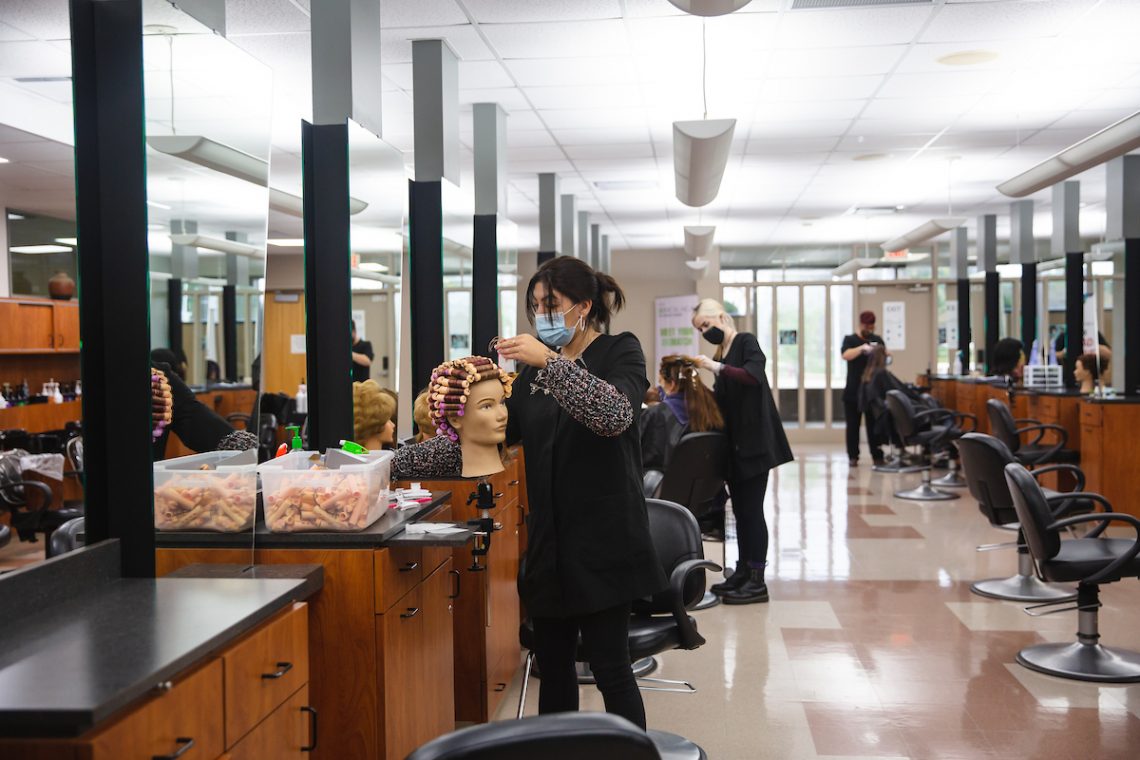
532, 602, 645, 729
727, 470, 770, 568
844, 397, 883, 462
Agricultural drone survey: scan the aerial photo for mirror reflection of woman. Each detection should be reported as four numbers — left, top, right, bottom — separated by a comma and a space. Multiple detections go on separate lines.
494, 256, 666, 731
692, 299, 793, 605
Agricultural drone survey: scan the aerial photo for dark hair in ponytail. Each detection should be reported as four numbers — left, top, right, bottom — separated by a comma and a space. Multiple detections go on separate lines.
525, 255, 625, 331
659, 355, 724, 433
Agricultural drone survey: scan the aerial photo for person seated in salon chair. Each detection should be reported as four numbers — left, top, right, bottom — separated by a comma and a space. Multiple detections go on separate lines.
988, 338, 1026, 384
639, 354, 724, 473
859, 345, 923, 448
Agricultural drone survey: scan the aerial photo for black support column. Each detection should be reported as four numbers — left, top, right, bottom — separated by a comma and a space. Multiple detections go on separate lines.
978, 214, 998, 372
71, 0, 154, 576
1107, 156, 1140, 395
222, 284, 238, 381
1126, 239, 1140, 394
302, 120, 353, 451
167, 277, 183, 358
409, 179, 445, 385
471, 216, 499, 360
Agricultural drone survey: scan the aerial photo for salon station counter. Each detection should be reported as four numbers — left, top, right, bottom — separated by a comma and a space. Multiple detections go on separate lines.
0, 540, 322, 759
928, 375, 1140, 518
156, 466, 526, 760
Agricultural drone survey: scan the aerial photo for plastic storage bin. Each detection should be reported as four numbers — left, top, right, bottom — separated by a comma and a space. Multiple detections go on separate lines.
259, 449, 393, 532
153, 449, 258, 532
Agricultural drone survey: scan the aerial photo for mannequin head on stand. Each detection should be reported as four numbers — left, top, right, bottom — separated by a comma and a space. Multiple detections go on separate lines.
429, 356, 514, 477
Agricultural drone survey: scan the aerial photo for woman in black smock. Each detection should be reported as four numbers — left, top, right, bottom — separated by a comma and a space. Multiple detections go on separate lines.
693, 299, 793, 604
495, 256, 666, 730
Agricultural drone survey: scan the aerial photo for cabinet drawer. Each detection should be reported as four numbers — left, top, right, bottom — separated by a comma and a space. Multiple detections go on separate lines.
87, 658, 224, 760
376, 545, 423, 613
1038, 396, 1059, 420
225, 685, 313, 760
223, 603, 309, 748
1080, 403, 1103, 427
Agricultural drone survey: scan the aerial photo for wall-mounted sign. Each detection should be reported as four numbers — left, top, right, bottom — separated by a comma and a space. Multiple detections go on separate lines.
882, 301, 906, 350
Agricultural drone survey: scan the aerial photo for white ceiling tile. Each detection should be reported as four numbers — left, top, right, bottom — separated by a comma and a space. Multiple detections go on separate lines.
876, 70, 996, 99
1079, 88, 1140, 112
564, 143, 656, 160
502, 110, 546, 131
540, 108, 646, 130
481, 20, 627, 59
1044, 108, 1138, 131
833, 133, 933, 153
621, 0, 687, 17
458, 87, 531, 111
748, 119, 852, 138
756, 99, 867, 121
766, 45, 907, 79
0, 40, 70, 78
504, 146, 568, 162
506, 130, 559, 148
381, 0, 468, 28
506, 158, 576, 174
380, 25, 493, 64
524, 84, 643, 111
0, 21, 34, 41
861, 95, 976, 121
757, 75, 884, 102
0, 1, 70, 40
459, 60, 516, 89
922, 0, 1092, 44
224, 0, 311, 35
504, 56, 639, 87
776, 6, 933, 49
746, 136, 840, 154
551, 127, 650, 145
465, 0, 621, 23
894, 40, 1038, 74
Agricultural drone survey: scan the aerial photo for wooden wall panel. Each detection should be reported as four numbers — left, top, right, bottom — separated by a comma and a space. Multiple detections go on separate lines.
263, 292, 307, 396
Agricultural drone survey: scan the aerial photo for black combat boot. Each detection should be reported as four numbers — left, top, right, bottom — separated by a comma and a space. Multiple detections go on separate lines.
722, 566, 769, 605
710, 563, 748, 595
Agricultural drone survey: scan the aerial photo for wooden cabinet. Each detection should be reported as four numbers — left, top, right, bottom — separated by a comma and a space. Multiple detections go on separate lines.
0, 603, 311, 760
156, 516, 459, 760
399, 459, 524, 723
0, 299, 80, 353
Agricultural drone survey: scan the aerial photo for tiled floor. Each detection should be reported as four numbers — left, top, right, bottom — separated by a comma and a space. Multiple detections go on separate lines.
494, 444, 1140, 759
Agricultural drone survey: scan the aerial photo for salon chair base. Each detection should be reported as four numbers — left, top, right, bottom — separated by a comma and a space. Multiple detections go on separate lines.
873, 454, 926, 475
894, 473, 960, 502
692, 590, 720, 611
541, 657, 658, 685
1018, 641, 1140, 683
649, 729, 708, 760
971, 574, 1076, 603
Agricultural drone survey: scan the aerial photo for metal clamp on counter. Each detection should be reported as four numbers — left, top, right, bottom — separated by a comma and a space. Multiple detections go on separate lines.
465, 478, 502, 571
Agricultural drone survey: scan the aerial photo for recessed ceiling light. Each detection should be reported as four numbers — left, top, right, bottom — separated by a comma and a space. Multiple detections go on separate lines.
0, 156, 9, 164
7, 212, 25, 220
267, 238, 305, 247
852, 153, 889, 162
594, 180, 658, 191
358, 262, 388, 272
55, 237, 78, 246
937, 50, 1000, 67
11, 245, 72, 254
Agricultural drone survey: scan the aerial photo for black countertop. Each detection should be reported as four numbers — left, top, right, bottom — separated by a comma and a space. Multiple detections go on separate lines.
1084, 395, 1140, 404
154, 491, 467, 549
0, 542, 322, 737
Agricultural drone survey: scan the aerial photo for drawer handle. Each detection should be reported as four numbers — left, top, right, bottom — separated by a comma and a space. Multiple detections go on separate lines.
494, 682, 507, 692
449, 569, 461, 600
508, 480, 520, 486
493, 522, 503, 532
262, 661, 294, 680
401, 606, 420, 619
152, 737, 194, 759
399, 561, 420, 572
301, 705, 318, 752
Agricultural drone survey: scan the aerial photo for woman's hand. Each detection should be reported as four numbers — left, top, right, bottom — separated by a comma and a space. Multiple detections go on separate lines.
496, 334, 557, 368
693, 354, 722, 373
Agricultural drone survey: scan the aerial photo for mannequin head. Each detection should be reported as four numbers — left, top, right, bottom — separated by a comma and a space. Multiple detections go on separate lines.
429, 356, 514, 477
1074, 352, 1106, 394
353, 380, 396, 451
413, 388, 435, 443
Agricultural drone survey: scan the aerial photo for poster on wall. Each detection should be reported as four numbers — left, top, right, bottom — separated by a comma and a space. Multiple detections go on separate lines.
655, 294, 700, 373
352, 308, 367, 340
940, 301, 958, 346
882, 301, 906, 350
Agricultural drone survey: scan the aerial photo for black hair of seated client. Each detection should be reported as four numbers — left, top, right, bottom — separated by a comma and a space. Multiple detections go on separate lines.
989, 337, 1024, 377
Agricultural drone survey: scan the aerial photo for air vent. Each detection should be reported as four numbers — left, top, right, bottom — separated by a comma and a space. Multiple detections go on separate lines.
791, 0, 931, 9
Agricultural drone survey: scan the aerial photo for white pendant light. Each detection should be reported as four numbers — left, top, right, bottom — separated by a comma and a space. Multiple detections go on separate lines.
667, 0, 753, 16
881, 218, 965, 254
684, 258, 711, 271
831, 257, 878, 278
683, 225, 716, 257
169, 233, 263, 258
998, 111, 1140, 198
673, 119, 736, 207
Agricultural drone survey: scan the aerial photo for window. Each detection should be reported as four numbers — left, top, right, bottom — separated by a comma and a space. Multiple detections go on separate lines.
719, 269, 754, 283
6, 210, 78, 298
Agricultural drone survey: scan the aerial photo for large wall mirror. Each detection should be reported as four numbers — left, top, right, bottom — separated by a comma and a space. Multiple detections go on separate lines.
0, 1, 85, 571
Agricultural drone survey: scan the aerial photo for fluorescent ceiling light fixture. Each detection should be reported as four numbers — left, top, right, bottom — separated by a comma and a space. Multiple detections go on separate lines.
6, 213, 24, 220
998, 111, 1140, 198
684, 226, 716, 258
832, 257, 878, 278
937, 50, 1000, 67
0, 156, 9, 164
267, 238, 305, 247
358, 262, 389, 273
10, 244, 72, 254
55, 237, 78, 246
350, 268, 400, 285
674, 119, 736, 208
881, 218, 964, 253
147, 200, 171, 210
685, 258, 711, 271
667, 0, 752, 16
1089, 241, 1120, 261
268, 188, 368, 217
169, 234, 263, 259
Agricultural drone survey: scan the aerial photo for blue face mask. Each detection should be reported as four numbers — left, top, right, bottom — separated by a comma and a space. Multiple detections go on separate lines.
536, 305, 580, 348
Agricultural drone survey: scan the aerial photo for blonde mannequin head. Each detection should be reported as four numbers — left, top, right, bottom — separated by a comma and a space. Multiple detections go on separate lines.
353, 380, 396, 450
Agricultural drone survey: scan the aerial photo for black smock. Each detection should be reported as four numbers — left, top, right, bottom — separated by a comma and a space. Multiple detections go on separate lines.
714, 333, 794, 479
840, 331, 885, 403
506, 332, 667, 619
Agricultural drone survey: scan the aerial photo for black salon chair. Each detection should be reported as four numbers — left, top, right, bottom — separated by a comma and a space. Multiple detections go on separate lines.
957, 433, 1088, 602
986, 399, 1079, 466
406, 712, 662, 760
228, 393, 294, 462
517, 499, 718, 759
884, 390, 975, 501
47, 516, 85, 558
0, 429, 31, 452
1004, 462, 1140, 682
642, 433, 729, 608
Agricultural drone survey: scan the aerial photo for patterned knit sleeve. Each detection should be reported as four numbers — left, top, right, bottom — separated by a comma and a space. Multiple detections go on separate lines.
391, 434, 463, 480
538, 355, 633, 438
